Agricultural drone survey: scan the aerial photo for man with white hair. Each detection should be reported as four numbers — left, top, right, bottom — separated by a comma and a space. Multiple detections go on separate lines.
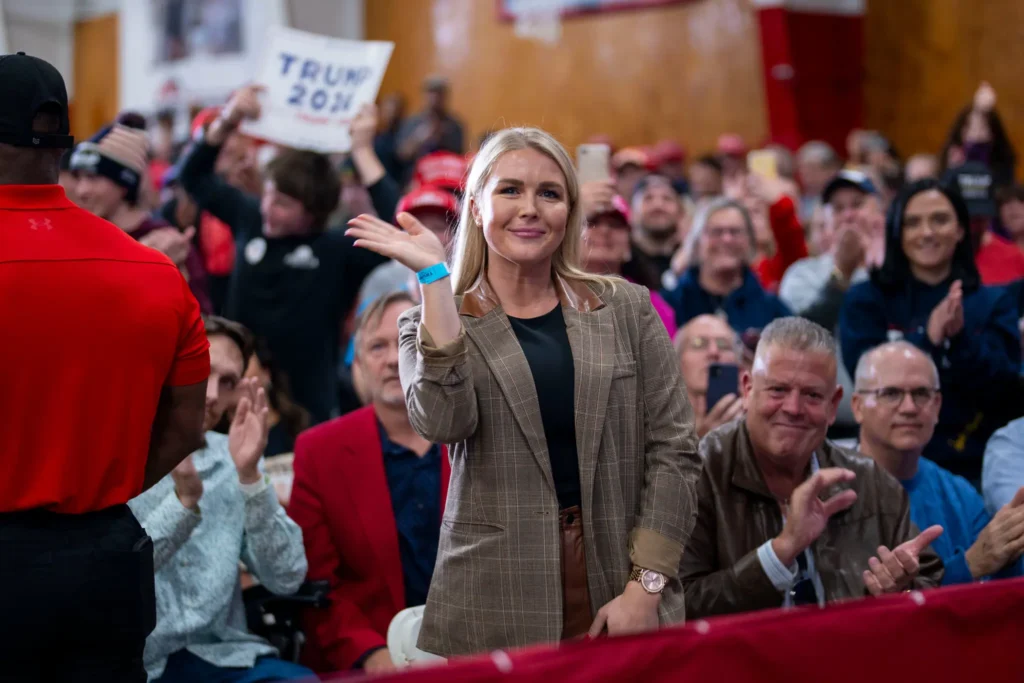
853, 341, 1024, 584
682, 317, 944, 617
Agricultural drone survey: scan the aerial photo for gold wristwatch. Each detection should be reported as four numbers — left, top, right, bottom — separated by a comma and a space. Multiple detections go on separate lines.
629, 566, 667, 594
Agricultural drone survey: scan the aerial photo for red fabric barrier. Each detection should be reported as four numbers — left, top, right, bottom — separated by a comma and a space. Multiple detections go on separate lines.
332, 579, 1024, 682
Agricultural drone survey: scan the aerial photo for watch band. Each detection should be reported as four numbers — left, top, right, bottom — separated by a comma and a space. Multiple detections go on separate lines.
629, 566, 667, 594
417, 262, 450, 285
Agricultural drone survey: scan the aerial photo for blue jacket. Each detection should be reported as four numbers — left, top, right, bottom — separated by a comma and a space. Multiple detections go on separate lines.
661, 267, 792, 336
840, 278, 1021, 476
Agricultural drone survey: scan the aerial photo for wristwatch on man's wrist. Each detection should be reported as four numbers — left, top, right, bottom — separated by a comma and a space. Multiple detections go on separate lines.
629, 566, 667, 594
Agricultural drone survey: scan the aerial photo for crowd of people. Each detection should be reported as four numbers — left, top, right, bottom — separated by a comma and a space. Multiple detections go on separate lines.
5, 49, 1024, 682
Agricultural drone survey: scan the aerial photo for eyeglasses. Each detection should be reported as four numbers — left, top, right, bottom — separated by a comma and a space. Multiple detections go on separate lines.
856, 386, 940, 407
682, 336, 736, 352
705, 226, 747, 240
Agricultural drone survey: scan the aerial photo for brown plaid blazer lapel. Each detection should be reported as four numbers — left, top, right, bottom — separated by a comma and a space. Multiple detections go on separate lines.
462, 311, 556, 493
563, 303, 614, 511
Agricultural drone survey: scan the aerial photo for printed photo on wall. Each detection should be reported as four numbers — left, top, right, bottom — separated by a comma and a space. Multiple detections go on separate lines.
119, 0, 286, 113
154, 0, 245, 64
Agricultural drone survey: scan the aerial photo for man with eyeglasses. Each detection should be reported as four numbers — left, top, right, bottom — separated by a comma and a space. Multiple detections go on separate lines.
682, 318, 944, 618
853, 341, 1024, 585
675, 315, 745, 437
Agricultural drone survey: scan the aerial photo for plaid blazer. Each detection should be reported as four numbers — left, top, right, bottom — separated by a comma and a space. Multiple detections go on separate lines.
397, 275, 702, 658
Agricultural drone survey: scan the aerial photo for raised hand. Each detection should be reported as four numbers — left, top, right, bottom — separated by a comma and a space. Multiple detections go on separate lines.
695, 393, 744, 438
347, 212, 448, 274
772, 468, 858, 566
974, 81, 997, 112
926, 280, 963, 345
228, 377, 270, 485
833, 228, 866, 281
863, 525, 943, 596
222, 84, 265, 126
139, 226, 195, 267
965, 487, 1024, 578
579, 180, 616, 220
170, 455, 203, 510
349, 103, 378, 152
945, 280, 964, 338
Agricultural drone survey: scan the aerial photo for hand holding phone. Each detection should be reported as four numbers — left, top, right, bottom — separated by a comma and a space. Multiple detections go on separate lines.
577, 144, 611, 184
698, 363, 744, 437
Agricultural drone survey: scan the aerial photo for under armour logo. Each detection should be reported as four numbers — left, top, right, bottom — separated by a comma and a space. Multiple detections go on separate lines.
29, 218, 53, 231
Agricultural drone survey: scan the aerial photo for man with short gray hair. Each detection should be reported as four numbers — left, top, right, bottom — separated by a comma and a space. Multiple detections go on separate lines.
682, 317, 944, 617
796, 140, 841, 222
853, 341, 1024, 585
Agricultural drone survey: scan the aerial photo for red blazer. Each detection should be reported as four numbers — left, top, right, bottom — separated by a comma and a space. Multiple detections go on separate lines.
288, 405, 450, 672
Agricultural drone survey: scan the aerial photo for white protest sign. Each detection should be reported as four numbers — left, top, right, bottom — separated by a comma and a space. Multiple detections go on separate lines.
241, 26, 394, 153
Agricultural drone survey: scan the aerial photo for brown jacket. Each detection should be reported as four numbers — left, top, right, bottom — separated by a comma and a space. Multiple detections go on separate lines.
681, 420, 943, 618
398, 275, 701, 657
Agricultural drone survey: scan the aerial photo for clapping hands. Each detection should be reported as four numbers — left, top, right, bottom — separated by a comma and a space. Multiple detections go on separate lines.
228, 378, 270, 485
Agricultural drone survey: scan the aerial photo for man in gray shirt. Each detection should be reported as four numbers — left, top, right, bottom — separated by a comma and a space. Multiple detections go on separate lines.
129, 317, 311, 682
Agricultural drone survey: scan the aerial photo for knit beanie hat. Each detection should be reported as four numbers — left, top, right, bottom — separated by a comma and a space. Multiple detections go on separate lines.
69, 124, 149, 202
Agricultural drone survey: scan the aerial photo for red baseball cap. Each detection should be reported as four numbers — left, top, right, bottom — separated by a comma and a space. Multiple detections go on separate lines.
396, 185, 459, 218
592, 195, 631, 226
612, 146, 654, 172
414, 151, 468, 192
716, 133, 748, 157
190, 106, 221, 138
652, 139, 686, 165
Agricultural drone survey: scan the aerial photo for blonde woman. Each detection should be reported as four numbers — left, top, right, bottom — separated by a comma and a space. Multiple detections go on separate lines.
346, 127, 701, 658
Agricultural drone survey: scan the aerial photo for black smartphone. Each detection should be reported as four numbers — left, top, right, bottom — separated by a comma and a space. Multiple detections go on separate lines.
706, 363, 740, 411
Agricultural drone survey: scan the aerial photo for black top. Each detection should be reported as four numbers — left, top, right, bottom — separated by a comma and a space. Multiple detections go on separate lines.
508, 305, 581, 510
177, 141, 388, 424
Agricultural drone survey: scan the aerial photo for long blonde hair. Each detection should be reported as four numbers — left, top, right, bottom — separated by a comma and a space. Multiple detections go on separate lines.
449, 127, 616, 295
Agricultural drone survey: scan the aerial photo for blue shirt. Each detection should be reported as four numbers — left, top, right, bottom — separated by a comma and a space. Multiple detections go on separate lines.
378, 421, 442, 608
661, 266, 791, 336
902, 458, 1023, 585
983, 417, 1024, 515
128, 432, 308, 680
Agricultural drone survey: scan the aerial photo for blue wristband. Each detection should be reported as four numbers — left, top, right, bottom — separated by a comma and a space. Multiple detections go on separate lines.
417, 262, 450, 285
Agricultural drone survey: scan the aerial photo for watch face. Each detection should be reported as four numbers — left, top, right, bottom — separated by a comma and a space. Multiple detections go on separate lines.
641, 570, 666, 593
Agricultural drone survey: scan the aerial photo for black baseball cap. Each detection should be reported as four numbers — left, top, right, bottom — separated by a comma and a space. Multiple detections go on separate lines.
942, 161, 995, 219
822, 169, 878, 204
0, 52, 74, 149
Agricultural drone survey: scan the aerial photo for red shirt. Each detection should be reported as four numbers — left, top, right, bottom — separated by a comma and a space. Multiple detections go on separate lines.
976, 232, 1024, 286
0, 185, 210, 513
752, 195, 809, 293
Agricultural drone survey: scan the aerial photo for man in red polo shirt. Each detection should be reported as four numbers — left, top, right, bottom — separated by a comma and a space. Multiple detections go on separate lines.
0, 53, 209, 682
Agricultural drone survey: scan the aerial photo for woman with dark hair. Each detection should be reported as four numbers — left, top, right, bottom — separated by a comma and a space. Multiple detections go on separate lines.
245, 338, 312, 457
940, 82, 1017, 189
840, 179, 1021, 480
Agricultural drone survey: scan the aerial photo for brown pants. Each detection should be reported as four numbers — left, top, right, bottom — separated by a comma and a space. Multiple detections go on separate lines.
559, 505, 593, 639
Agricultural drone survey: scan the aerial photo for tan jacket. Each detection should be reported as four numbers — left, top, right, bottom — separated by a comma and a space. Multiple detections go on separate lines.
398, 275, 701, 657
681, 420, 944, 618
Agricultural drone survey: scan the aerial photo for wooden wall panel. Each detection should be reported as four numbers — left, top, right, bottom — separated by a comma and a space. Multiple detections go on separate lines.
365, 0, 768, 155
71, 13, 119, 141
864, 0, 1024, 173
